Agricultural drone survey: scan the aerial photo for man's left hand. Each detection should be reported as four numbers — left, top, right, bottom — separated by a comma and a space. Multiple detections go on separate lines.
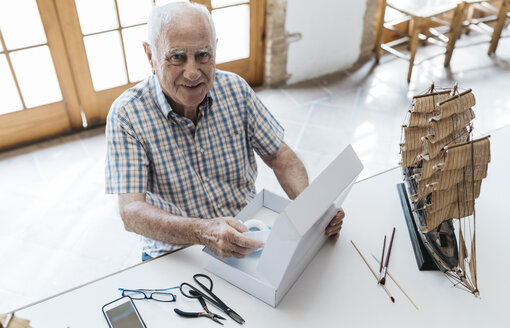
325, 208, 345, 242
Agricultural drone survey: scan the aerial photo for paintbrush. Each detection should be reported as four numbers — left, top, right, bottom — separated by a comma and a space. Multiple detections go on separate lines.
371, 254, 418, 310
351, 240, 395, 303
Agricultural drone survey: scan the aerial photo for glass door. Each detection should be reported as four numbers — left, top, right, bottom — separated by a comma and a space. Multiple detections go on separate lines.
0, 0, 81, 150
210, 0, 265, 85
54, 0, 155, 125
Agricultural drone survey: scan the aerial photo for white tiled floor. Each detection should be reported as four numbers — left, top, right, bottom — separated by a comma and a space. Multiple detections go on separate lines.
1, 34, 510, 313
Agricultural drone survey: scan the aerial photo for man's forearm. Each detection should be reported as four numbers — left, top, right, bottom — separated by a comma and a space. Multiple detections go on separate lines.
274, 154, 308, 200
119, 197, 206, 245
117, 194, 264, 257
263, 143, 309, 200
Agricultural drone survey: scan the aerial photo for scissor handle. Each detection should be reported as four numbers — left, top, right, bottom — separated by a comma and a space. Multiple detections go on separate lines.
180, 282, 221, 309
193, 274, 228, 309
180, 282, 203, 299
193, 273, 214, 291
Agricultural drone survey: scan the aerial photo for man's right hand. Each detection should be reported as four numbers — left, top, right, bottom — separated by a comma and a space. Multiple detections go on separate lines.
200, 217, 265, 258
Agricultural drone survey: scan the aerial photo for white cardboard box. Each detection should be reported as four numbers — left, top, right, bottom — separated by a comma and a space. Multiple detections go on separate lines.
202, 145, 363, 307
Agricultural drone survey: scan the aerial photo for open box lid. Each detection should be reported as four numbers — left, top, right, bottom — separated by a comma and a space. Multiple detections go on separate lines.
257, 145, 363, 289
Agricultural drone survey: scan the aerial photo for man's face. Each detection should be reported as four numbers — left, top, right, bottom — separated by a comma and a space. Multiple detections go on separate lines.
148, 13, 215, 112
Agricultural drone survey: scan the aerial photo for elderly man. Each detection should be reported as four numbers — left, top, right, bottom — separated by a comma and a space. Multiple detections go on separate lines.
105, 2, 344, 261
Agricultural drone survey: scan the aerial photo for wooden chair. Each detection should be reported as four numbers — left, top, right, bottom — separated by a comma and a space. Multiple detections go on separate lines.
374, 0, 463, 82
443, 0, 510, 65
488, 0, 510, 53
465, 0, 510, 54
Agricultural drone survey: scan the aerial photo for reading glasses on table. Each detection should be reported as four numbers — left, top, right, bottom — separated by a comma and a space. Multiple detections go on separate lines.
118, 287, 178, 302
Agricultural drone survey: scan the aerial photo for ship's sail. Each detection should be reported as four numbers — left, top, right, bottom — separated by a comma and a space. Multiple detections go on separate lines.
427, 108, 474, 142
415, 164, 488, 198
442, 137, 491, 171
424, 180, 481, 231
399, 84, 490, 297
458, 226, 468, 274
435, 90, 476, 119
411, 90, 451, 113
469, 232, 477, 288
423, 128, 468, 160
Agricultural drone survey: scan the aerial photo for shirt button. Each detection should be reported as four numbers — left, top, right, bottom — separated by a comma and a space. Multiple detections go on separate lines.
199, 147, 205, 153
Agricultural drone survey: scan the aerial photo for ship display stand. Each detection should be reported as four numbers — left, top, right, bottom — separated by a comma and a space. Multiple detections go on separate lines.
397, 182, 439, 271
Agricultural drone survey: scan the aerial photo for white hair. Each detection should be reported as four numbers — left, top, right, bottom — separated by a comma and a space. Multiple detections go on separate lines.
147, 2, 216, 50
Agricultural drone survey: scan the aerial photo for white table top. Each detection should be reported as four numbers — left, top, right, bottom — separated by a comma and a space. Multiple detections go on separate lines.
13, 127, 510, 327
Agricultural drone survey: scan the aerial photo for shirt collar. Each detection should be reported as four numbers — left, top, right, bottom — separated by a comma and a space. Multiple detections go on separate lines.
151, 75, 214, 120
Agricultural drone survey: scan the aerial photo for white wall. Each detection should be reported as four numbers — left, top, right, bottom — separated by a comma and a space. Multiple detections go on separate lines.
285, 0, 367, 84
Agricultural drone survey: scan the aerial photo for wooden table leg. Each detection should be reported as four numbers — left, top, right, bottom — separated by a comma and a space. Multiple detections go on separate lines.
444, 2, 466, 67
488, 0, 510, 55
374, 0, 387, 63
408, 17, 422, 83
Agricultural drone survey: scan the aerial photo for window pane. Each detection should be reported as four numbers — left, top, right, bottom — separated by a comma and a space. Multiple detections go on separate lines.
213, 5, 250, 64
0, 0, 46, 50
155, 0, 189, 5
75, 0, 118, 35
212, 0, 249, 9
10, 46, 62, 108
0, 55, 23, 114
84, 31, 127, 91
122, 26, 152, 82
117, 0, 152, 27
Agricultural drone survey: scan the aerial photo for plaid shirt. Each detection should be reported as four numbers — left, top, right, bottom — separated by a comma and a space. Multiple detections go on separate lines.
105, 70, 284, 257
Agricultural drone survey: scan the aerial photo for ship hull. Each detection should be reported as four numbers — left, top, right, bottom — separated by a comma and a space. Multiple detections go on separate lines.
400, 167, 459, 272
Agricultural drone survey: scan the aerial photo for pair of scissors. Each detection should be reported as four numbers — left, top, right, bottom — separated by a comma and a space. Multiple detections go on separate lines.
179, 273, 245, 325
174, 290, 226, 325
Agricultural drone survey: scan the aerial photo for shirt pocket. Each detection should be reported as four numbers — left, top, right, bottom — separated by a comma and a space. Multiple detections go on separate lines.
210, 128, 246, 181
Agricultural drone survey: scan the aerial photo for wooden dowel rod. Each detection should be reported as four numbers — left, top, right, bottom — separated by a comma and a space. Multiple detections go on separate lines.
351, 240, 378, 280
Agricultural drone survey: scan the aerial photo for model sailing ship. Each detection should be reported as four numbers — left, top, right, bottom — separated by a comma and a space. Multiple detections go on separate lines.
399, 83, 490, 297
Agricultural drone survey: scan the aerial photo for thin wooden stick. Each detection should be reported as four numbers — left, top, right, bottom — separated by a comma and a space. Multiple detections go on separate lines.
351, 240, 377, 279
371, 254, 419, 310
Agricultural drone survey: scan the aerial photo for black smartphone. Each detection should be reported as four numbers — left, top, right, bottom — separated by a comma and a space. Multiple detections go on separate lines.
102, 296, 146, 328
